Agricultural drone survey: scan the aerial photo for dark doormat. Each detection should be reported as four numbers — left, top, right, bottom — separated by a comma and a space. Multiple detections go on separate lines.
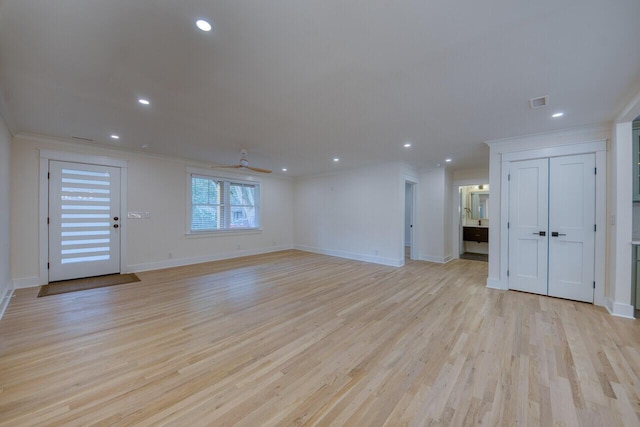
460, 252, 488, 262
38, 273, 141, 297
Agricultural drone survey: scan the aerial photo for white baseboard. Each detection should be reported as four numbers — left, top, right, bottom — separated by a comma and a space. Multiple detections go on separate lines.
13, 276, 42, 289
127, 245, 295, 273
486, 277, 506, 290
605, 297, 635, 319
420, 254, 453, 264
294, 245, 403, 267
0, 286, 14, 320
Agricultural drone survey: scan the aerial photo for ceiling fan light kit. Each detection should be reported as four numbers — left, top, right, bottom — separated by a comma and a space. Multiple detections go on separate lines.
213, 149, 272, 173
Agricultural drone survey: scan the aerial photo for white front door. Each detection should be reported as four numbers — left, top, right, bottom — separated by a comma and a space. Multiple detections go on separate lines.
548, 154, 595, 303
49, 161, 121, 282
507, 154, 595, 303
508, 158, 549, 296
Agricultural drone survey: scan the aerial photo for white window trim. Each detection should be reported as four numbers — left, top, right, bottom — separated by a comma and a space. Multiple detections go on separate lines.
185, 167, 262, 236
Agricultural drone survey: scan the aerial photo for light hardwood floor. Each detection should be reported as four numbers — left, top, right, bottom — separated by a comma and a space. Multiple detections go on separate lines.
1, 250, 639, 426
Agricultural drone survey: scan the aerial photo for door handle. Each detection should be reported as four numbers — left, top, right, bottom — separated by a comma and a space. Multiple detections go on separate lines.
532, 231, 546, 236
551, 231, 566, 237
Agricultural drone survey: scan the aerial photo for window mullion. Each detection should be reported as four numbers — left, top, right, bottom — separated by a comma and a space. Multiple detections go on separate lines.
224, 181, 230, 229
189, 173, 259, 233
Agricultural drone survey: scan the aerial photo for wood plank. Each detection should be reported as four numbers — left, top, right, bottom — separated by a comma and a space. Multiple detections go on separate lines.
0, 250, 639, 426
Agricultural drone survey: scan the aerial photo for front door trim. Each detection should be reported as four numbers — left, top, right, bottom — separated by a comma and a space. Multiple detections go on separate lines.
499, 139, 606, 306
39, 149, 128, 285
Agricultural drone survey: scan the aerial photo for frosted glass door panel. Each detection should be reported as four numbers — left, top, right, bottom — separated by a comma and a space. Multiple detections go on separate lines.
49, 161, 121, 281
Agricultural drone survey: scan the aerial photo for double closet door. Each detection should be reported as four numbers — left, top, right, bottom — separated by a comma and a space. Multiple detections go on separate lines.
508, 154, 595, 303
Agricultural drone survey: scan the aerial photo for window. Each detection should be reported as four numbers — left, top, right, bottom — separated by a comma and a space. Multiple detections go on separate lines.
190, 174, 260, 232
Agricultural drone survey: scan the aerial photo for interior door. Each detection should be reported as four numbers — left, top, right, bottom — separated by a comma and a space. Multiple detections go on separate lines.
547, 154, 595, 302
508, 158, 549, 295
49, 161, 121, 282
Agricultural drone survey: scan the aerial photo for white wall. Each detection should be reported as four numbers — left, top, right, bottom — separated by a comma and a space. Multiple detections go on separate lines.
608, 122, 634, 316
10, 135, 294, 286
416, 166, 454, 263
443, 167, 453, 259
293, 162, 406, 267
608, 91, 640, 317
0, 115, 12, 314
453, 168, 489, 182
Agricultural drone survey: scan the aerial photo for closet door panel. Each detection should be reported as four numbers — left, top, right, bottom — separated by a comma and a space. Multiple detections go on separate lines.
508, 159, 549, 296
548, 154, 595, 303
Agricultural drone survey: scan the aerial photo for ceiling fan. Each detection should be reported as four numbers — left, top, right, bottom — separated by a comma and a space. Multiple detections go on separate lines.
213, 149, 272, 173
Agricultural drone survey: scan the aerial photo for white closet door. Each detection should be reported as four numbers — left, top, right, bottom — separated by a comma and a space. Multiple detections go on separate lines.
508, 158, 549, 296
547, 154, 595, 303
49, 161, 121, 282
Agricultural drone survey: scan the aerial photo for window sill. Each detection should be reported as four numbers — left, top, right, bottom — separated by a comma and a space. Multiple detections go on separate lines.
185, 229, 263, 238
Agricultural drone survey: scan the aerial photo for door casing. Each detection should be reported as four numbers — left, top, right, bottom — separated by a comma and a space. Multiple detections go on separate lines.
48, 160, 122, 281
39, 150, 128, 286
507, 154, 596, 302
498, 139, 606, 306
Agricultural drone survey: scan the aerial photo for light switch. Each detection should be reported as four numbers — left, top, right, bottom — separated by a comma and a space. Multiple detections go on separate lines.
127, 212, 142, 219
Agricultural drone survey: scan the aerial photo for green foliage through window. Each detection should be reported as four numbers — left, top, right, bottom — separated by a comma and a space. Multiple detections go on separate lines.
190, 175, 259, 232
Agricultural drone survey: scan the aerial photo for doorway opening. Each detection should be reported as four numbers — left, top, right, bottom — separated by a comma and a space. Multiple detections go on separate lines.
459, 184, 489, 262
48, 160, 122, 282
39, 150, 127, 286
507, 154, 595, 303
404, 181, 416, 260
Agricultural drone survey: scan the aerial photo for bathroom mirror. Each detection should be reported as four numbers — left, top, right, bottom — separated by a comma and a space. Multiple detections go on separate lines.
469, 191, 489, 220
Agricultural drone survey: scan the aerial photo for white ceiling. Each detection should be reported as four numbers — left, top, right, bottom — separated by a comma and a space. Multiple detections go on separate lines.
0, 0, 639, 176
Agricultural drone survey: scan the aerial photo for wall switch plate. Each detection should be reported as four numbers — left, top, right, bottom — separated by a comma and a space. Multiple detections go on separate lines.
128, 212, 142, 219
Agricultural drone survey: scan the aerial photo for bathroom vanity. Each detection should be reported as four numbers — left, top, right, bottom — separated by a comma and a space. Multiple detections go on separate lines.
462, 226, 489, 243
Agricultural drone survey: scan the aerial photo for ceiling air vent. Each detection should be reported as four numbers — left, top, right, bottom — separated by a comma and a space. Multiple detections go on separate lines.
71, 136, 94, 142
528, 96, 549, 109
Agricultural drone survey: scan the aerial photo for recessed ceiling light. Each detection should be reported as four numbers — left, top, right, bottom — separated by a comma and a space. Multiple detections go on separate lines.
110, 134, 120, 140
445, 158, 452, 163
333, 158, 340, 162
282, 168, 288, 172
552, 112, 564, 118
138, 99, 150, 105
404, 142, 412, 148
196, 19, 212, 32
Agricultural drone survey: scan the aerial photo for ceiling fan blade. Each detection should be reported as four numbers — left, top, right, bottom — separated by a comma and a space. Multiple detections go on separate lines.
211, 164, 242, 169
247, 166, 272, 173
